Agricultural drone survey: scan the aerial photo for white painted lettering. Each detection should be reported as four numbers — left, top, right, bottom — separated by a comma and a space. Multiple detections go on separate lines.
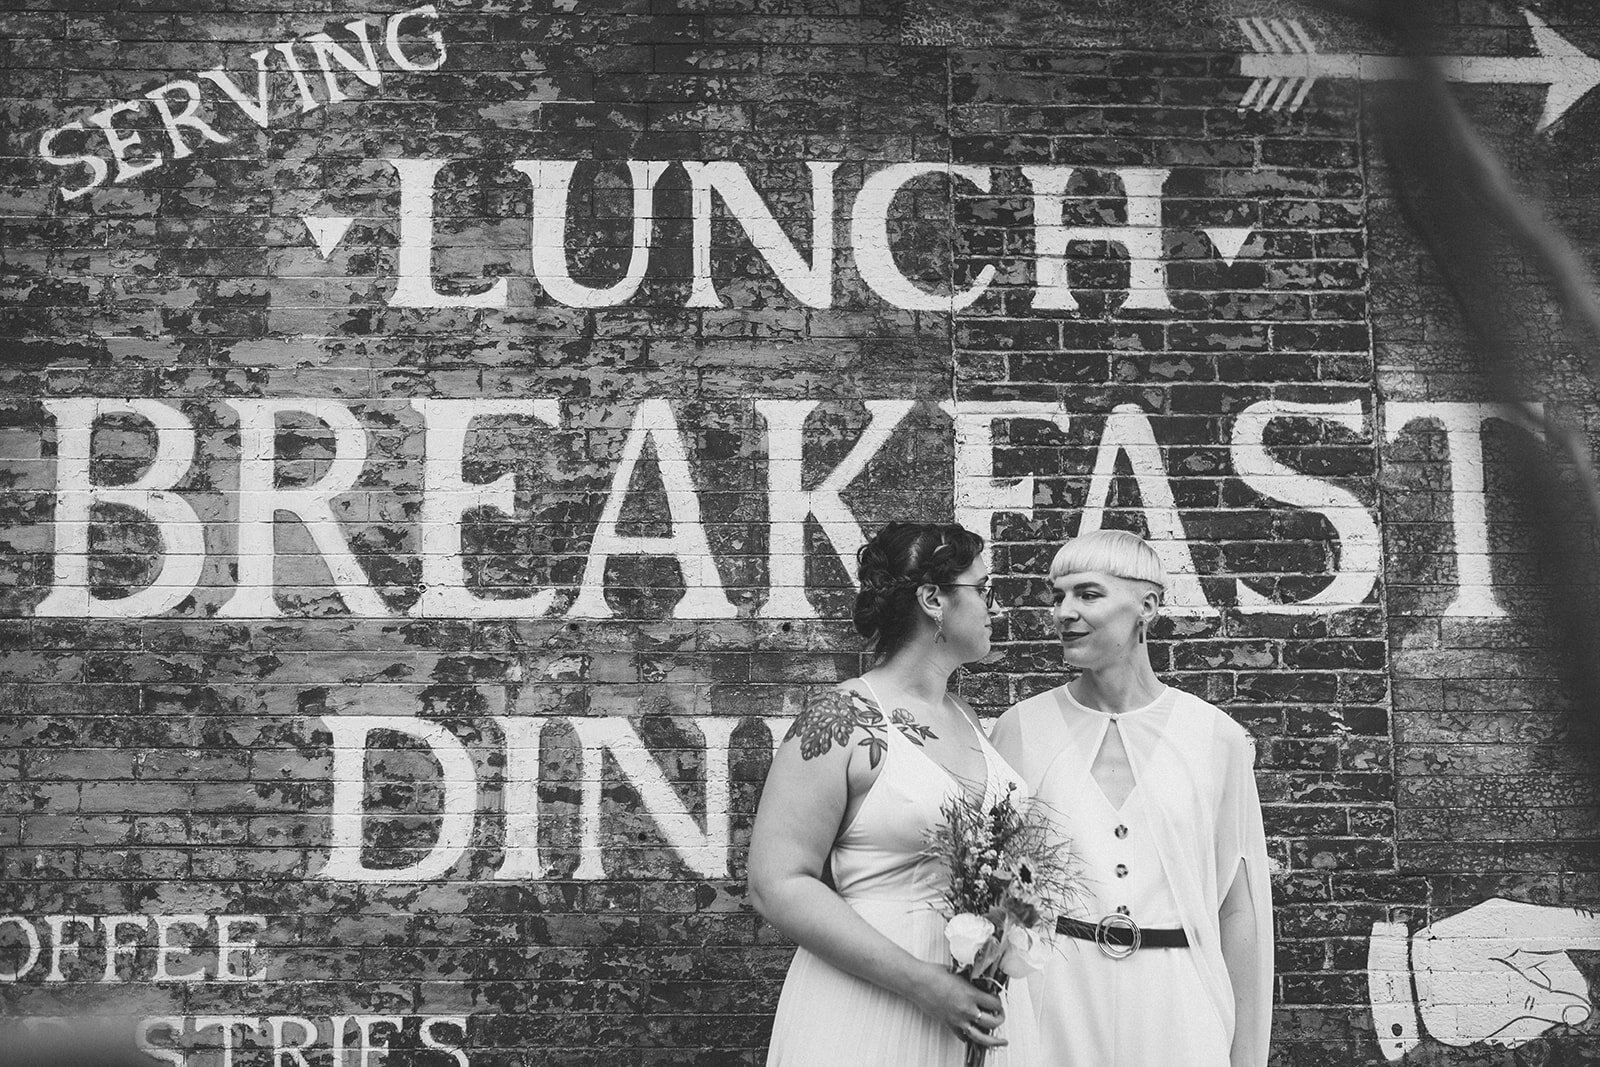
1079, 404, 1213, 616
852, 163, 998, 310
305, 20, 384, 105
1233, 398, 1380, 611
941, 400, 1071, 568
100, 915, 147, 984
569, 717, 740, 880
37, 399, 204, 619
683, 161, 839, 308
145, 80, 231, 161
220, 399, 387, 618
412, 399, 561, 617
267, 1017, 320, 1067
387, 158, 508, 308
1384, 401, 1544, 617
194, 1016, 258, 1067
758, 399, 915, 617
137, 1017, 187, 1067
321, 717, 477, 881
152, 915, 208, 983
386, 6, 448, 72
515, 159, 672, 307
420, 1017, 470, 1067
1025, 165, 1175, 312
0, 917, 41, 981
38, 123, 108, 201
44, 916, 93, 983
86, 100, 162, 184
214, 915, 268, 982
494, 717, 549, 879
351, 1016, 404, 1067
198, 49, 276, 128
271, 42, 321, 113
569, 399, 737, 619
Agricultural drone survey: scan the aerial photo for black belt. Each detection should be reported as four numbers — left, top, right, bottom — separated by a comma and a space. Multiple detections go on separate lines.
1057, 915, 1189, 957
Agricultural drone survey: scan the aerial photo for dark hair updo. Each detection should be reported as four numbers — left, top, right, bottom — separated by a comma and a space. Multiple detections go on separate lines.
853, 521, 985, 658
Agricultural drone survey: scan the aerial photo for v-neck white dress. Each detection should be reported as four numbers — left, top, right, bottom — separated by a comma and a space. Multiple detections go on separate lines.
991, 683, 1274, 1067
765, 685, 1043, 1067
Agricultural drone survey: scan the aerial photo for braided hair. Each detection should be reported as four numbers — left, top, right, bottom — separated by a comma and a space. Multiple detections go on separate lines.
853, 522, 985, 659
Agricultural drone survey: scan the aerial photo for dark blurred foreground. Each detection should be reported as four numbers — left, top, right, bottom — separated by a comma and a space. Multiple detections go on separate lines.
0, 1029, 155, 1067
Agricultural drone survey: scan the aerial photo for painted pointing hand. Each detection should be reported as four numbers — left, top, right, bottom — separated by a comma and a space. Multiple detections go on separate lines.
1369, 897, 1600, 1061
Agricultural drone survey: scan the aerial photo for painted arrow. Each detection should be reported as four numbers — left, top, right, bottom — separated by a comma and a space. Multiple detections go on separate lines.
1238, 8, 1600, 133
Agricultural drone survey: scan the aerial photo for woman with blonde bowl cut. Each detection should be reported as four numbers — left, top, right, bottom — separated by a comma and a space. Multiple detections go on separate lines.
990, 529, 1274, 1067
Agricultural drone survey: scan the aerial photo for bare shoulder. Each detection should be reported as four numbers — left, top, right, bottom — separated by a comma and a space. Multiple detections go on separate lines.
782, 684, 891, 764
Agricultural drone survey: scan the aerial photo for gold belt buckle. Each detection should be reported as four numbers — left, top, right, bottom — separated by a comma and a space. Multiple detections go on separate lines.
1094, 913, 1141, 960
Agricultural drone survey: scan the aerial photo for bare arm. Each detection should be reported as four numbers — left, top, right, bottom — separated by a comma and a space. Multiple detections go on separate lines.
747, 688, 1007, 1046
1220, 861, 1269, 1067
1215, 727, 1273, 1067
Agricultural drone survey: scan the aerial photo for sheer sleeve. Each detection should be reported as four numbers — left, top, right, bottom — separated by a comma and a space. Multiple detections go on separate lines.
987, 703, 1047, 791
1215, 729, 1274, 1067
988, 707, 1024, 769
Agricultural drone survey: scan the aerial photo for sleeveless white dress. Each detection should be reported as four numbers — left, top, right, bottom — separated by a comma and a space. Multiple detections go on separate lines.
765, 686, 1043, 1067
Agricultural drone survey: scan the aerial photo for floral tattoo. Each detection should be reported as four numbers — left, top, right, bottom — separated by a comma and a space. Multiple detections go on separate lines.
891, 709, 936, 746
786, 689, 938, 768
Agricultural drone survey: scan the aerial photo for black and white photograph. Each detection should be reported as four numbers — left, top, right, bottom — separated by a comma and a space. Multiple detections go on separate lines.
3, 1, 1600, 1064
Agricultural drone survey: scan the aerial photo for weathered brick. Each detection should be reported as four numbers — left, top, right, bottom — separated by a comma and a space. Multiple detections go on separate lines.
7, 1, 1600, 1061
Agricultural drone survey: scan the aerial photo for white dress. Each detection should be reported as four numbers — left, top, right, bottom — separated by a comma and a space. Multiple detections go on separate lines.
990, 684, 1274, 1067
766, 685, 1043, 1067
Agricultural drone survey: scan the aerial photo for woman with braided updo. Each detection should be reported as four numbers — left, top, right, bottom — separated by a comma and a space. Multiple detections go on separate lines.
751, 522, 1041, 1066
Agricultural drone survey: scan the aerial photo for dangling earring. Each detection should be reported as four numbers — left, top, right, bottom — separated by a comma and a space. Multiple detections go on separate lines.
933, 610, 945, 642
1137, 619, 1146, 644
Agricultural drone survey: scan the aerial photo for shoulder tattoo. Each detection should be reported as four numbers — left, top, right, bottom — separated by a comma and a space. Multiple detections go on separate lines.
784, 690, 938, 768
785, 689, 887, 766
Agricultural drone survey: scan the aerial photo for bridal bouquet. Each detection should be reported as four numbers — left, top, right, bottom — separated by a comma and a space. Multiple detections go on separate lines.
925, 783, 1078, 1067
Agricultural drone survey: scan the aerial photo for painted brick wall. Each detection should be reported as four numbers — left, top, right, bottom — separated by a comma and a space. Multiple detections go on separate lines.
2, 1, 1599, 1065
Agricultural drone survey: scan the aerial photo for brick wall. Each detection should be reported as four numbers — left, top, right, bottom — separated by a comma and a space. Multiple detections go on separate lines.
2, 1, 1598, 1064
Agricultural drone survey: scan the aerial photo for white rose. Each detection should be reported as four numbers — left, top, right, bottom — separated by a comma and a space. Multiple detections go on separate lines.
945, 913, 996, 967
999, 925, 1052, 978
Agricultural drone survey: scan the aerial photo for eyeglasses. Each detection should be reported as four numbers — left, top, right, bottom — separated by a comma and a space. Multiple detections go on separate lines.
944, 582, 996, 608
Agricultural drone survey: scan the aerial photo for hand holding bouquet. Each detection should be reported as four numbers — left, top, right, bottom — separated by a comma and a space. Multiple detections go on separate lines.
925, 783, 1078, 1067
